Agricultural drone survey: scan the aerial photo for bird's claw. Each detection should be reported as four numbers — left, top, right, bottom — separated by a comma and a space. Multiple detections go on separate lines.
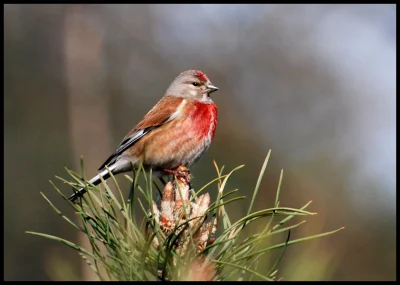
163, 166, 191, 183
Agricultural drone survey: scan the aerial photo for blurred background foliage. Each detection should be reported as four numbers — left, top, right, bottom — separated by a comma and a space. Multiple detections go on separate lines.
4, 4, 395, 281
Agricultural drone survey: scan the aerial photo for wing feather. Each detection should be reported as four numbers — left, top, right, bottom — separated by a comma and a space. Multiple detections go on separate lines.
98, 96, 184, 170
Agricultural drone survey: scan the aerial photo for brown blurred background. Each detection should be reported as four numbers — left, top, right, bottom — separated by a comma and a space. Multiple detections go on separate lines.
4, 4, 396, 281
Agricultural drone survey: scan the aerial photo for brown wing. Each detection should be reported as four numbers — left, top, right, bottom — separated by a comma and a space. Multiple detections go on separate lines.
98, 96, 184, 170
125, 95, 184, 135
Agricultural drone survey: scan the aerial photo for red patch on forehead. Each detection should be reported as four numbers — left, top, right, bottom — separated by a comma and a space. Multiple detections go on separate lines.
195, 71, 208, 82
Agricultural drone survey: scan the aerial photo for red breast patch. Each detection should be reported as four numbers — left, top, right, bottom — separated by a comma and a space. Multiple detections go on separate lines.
192, 101, 218, 140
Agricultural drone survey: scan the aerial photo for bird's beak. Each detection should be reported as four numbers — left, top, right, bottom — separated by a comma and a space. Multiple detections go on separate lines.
207, 84, 219, 94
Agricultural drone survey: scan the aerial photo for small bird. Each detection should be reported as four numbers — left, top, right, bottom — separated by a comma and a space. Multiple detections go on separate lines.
68, 70, 219, 202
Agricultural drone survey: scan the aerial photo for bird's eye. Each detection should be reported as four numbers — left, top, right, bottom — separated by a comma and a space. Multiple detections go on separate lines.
192, 82, 199, 86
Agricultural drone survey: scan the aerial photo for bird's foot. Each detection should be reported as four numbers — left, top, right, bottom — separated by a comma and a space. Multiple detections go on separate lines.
163, 166, 191, 181
163, 166, 192, 188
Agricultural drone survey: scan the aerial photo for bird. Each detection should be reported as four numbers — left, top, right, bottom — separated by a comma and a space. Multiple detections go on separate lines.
68, 69, 219, 202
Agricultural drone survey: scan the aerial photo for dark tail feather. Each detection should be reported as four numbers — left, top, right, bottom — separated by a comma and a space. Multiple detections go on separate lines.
68, 168, 112, 202
68, 187, 88, 202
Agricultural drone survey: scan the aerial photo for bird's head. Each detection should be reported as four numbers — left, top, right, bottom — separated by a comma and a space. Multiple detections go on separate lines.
166, 70, 219, 103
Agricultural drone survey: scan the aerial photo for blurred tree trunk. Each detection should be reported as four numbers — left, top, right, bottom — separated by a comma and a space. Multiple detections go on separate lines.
64, 5, 111, 281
